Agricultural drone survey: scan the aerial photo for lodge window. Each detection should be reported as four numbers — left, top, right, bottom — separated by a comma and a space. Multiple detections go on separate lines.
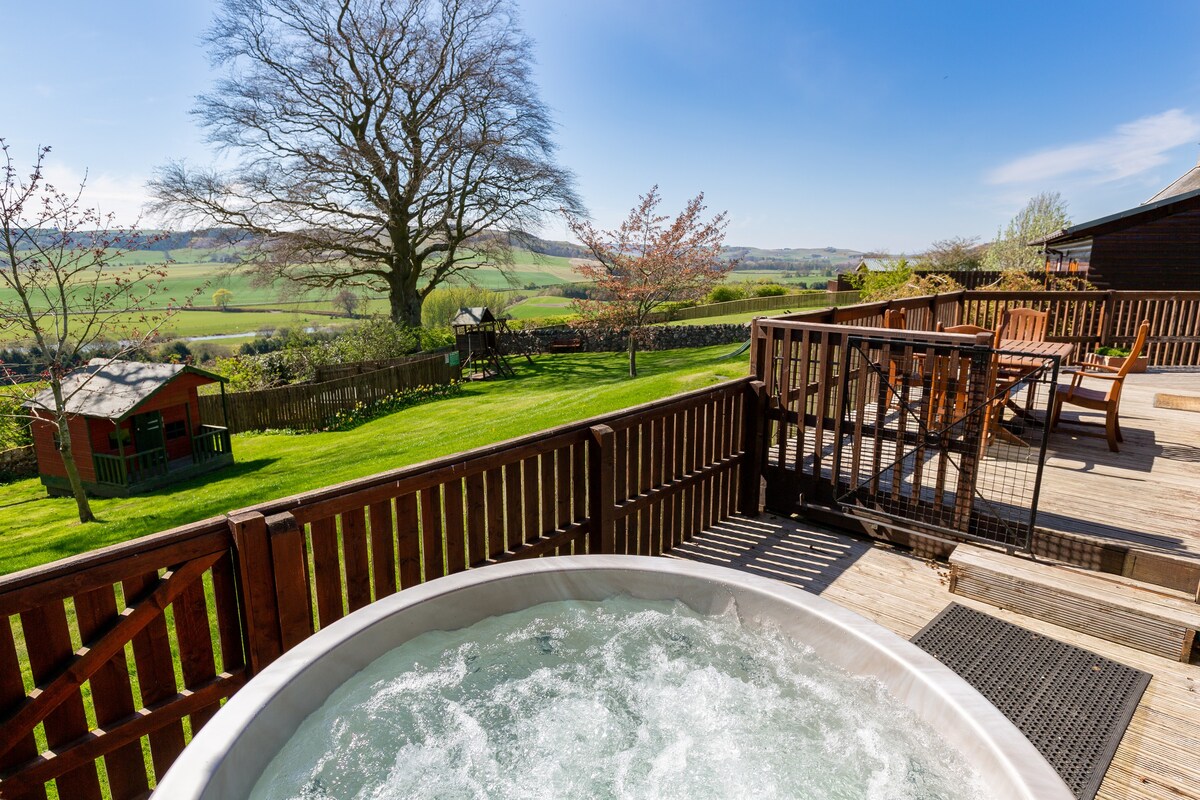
165, 420, 187, 440
107, 428, 131, 450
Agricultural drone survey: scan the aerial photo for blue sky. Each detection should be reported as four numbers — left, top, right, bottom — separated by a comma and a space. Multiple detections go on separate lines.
4, 0, 1200, 252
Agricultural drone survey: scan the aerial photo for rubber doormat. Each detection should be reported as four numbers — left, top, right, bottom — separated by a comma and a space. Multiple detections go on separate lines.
1154, 393, 1200, 412
911, 603, 1150, 800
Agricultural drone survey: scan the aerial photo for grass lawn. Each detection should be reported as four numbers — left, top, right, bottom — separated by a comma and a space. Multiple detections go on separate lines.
0, 345, 749, 576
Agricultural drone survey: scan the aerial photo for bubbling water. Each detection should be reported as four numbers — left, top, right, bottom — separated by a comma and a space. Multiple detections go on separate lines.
249, 596, 993, 800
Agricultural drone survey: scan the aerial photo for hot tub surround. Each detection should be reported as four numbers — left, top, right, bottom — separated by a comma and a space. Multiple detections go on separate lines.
153, 556, 1073, 800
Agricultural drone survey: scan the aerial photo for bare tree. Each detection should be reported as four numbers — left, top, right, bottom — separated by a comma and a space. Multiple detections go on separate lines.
0, 142, 193, 522
150, 0, 580, 328
919, 235, 983, 272
333, 289, 360, 317
566, 187, 734, 377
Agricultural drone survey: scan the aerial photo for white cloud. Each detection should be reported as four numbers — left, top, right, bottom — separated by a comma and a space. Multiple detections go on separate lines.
39, 164, 155, 227
988, 109, 1200, 185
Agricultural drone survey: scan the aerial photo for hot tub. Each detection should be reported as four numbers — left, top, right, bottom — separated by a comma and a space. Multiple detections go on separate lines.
155, 555, 1072, 799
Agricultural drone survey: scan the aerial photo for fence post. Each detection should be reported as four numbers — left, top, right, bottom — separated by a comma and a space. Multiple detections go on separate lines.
228, 511, 284, 674
588, 425, 616, 554
740, 380, 768, 516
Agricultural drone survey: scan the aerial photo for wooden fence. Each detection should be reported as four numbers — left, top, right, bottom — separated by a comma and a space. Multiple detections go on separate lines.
770, 290, 1200, 368
198, 353, 460, 433
643, 289, 862, 324
0, 378, 762, 799
312, 350, 453, 383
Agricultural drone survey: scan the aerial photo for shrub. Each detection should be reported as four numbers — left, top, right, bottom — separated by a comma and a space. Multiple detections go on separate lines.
852, 259, 964, 302
0, 391, 35, 450
751, 283, 788, 297
707, 285, 746, 303
655, 300, 697, 320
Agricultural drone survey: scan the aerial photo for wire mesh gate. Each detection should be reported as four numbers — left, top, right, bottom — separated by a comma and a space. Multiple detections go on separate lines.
833, 336, 1059, 551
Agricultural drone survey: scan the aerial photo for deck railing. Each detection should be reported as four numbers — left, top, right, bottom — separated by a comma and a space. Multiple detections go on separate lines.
191, 426, 231, 464
92, 447, 169, 487
0, 378, 763, 799
769, 290, 1200, 367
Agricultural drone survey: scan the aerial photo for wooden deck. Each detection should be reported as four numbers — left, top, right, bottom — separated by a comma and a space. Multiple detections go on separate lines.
670, 513, 1200, 800
1040, 370, 1200, 558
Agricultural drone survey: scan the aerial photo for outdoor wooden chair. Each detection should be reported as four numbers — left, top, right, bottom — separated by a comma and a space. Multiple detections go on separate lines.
1050, 320, 1150, 452
883, 308, 907, 330
936, 322, 993, 338
877, 308, 910, 407
925, 324, 996, 434
997, 307, 1048, 342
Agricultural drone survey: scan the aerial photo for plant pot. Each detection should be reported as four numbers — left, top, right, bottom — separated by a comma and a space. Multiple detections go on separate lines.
1093, 354, 1149, 373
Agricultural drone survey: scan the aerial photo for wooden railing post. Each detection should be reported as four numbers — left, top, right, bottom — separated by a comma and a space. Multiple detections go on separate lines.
228, 511, 284, 674
588, 425, 616, 554
264, 512, 314, 652
740, 380, 768, 516
1098, 290, 1116, 351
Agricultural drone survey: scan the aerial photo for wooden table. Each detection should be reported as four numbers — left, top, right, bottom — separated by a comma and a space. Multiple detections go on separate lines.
991, 340, 1075, 445
997, 339, 1074, 368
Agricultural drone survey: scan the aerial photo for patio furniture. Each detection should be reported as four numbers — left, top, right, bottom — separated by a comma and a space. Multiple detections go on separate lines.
1050, 320, 1150, 452
883, 308, 907, 330
998, 307, 1048, 342
936, 322, 994, 340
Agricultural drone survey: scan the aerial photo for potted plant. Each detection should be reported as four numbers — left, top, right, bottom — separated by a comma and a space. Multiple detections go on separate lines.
1090, 345, 1148, 373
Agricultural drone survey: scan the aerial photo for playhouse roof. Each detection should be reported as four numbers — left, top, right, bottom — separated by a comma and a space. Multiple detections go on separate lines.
450, 307, 497, 326
24, 360, 224, 420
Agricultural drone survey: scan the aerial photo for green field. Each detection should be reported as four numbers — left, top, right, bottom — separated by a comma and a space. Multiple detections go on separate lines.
505, 295, 578, 319
725, 270, 831, 287
0, 345, 749, 575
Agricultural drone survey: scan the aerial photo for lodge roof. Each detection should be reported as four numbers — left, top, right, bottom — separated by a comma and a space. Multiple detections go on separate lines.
1144, 153, 1200, 205
1034, 186, 1200, 248
24, 359, 224, 420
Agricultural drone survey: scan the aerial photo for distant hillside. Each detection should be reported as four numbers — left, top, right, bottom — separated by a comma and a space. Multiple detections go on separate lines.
722, 245, 863, 272
15, 227, 863, 272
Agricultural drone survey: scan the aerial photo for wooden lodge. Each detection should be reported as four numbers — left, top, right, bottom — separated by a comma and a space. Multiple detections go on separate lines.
25, 360, 233, 497
1038, 156, 1200, 290
2, 289, 1200, 799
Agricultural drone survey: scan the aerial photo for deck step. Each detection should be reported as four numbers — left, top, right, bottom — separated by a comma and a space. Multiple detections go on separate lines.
949, 544, 1200, 663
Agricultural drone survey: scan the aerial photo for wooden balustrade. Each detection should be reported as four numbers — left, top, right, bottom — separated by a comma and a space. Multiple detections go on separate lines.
770, 290, 1200, 368
0, 378, 761, 799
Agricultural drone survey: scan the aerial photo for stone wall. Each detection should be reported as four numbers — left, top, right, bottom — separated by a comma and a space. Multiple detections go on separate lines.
0, 445, 37, 483
505, 324, 750, 354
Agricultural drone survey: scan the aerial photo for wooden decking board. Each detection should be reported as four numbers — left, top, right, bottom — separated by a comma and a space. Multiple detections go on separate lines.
670, 513, 1200, 800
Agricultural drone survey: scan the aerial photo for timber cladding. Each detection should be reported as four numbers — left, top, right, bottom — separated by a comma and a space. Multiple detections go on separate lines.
198, 353, 460, 433
0, 377, 761, 799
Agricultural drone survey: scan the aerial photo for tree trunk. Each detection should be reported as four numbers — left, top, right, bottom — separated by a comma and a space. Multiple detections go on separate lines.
628, 330, 638, 378
55, 414, 95, 524
388, 283, 424, 329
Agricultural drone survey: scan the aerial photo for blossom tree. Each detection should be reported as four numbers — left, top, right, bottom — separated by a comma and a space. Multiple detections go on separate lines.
566, 187, 734, 376
0, 142, 195, 522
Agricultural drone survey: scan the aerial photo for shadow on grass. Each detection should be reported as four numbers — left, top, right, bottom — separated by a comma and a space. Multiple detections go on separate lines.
153, 457, 279, 496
